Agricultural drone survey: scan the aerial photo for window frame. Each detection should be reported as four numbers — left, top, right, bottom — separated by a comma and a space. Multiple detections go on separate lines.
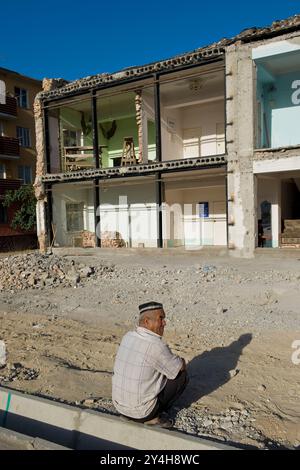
0, 163, 6, 179
14, 87, 29, 108
17, 126, 31, 148
18, 165, 32, 184
66, 202, 85, 232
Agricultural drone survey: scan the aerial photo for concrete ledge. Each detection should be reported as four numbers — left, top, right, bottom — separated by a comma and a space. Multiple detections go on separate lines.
0, 387, 236, 450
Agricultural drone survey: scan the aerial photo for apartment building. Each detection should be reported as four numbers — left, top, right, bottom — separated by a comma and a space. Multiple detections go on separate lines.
0, 68, 42, 249
34, 15, 300, 256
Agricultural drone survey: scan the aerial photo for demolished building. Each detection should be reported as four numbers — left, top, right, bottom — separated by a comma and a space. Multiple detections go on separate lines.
35, 14, 300, 256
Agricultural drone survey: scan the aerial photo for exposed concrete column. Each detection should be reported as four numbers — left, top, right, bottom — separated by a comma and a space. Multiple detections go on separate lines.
135, 91, 143, 163
34, 79, 69, 252
226, 43, 256, 258
33, 97, 47, 253
142, 112, 149, 163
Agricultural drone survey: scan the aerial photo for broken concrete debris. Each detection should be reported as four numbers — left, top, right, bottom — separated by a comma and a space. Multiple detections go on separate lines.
0, 253, 114, 291
0, 363, 39, 383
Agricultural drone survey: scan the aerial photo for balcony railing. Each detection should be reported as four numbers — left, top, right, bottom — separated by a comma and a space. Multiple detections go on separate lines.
0, 178, 21, 196
0, 95, 17, 119
63, 146, 95, 171
0, 136, 20, 158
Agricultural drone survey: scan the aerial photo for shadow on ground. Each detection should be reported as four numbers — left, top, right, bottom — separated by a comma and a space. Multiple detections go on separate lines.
177, 333, 253, 408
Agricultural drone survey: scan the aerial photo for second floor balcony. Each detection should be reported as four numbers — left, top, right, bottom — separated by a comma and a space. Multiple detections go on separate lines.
46, 62, 226, 175
0, 95, 17, 120
0, 136, 20, 159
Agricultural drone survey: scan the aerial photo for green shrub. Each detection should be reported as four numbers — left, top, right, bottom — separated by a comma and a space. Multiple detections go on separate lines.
3, 185, 36, 231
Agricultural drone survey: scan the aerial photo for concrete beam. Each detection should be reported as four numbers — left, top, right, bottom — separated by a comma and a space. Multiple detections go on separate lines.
0, 387, 236, 450
42, 156, 227, 184
252, 38, 300, 60
253, 155, 300, 173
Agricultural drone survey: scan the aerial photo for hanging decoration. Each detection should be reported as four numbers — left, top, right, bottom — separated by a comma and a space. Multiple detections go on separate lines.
99, 120, 117, 140
80, 112, 92, 136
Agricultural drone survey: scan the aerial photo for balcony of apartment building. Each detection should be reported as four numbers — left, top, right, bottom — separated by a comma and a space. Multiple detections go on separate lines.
0, 94, 17, 120
0, 177, 21, 196
0, 135, 20, 159
46, 62, 226, 174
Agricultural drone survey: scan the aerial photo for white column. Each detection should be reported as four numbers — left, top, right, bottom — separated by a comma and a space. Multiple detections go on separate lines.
271, 179, 281, 248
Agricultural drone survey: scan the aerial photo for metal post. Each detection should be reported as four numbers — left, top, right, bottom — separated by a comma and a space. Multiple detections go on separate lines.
156, 172, 163, 248
43, 108, 51, 173
91, 91, 100, 169
154, 74, 162, 163
94, 178, 101, 247
45, 183, 53, 246
91, 91, 101, 247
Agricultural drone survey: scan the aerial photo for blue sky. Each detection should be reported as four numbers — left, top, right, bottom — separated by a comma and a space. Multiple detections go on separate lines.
1, 0, 300, 81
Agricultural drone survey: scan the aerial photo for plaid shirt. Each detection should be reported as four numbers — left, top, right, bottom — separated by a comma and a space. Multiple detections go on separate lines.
112, 326, 183, 419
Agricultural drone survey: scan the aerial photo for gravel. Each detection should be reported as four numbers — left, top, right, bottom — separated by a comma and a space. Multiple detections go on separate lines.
0, 251, 299, 450
0, 253, 115, 291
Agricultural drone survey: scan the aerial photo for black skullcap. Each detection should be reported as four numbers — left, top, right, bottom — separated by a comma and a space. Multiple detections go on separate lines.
138, 301, 163, 315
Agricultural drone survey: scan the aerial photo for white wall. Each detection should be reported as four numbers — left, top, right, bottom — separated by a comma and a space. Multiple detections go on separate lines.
161, 107, 183, 161
164, 189, 184, 246
165, 183, 226, 246
52, 184, 95, 246
257, 177, 281, 247
182, 101, 225, 157
49, 116, 60, 173
160, 100, 225, 161
100, 182, 157, 247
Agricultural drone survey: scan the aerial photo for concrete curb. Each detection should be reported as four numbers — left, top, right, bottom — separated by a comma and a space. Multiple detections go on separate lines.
0, 426, 68, 450
0, 387, 237, 450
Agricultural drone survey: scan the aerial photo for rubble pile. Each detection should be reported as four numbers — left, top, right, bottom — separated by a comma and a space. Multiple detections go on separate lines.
0, 362, 39, 383
72, 396, 270, 448
0, 253, 115, 291
172, 406, 263, 444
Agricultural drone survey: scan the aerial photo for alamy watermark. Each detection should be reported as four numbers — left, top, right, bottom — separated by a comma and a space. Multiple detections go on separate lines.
291, 340, 300, 365
95, 196, 209, 243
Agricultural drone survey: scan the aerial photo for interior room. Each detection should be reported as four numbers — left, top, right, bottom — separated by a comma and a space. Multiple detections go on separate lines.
163, 169, 227, 248
257, 171, 300, 247
159, 65, 226, 162
255, 49, 300, 149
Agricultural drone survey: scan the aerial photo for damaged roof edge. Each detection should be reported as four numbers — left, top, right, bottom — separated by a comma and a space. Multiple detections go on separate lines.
38, 52, 225, 103
38, 13, 300, 103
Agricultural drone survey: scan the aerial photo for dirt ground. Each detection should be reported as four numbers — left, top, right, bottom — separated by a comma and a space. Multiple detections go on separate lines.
0, 248, 300, 449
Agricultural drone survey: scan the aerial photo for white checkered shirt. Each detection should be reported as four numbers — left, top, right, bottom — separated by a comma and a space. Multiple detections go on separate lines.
112, 326, 183, 419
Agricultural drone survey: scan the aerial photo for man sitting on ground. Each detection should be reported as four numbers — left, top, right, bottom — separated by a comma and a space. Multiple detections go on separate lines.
112, 301, 188, 428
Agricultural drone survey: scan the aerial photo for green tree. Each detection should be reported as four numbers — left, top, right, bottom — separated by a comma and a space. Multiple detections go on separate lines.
3, 185, 36, 231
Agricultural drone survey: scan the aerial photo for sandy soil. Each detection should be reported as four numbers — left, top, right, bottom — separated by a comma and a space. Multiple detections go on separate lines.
0, 249, 299, 449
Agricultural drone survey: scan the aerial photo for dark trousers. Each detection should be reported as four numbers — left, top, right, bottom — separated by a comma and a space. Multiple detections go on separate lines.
130, 369, 189, 423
